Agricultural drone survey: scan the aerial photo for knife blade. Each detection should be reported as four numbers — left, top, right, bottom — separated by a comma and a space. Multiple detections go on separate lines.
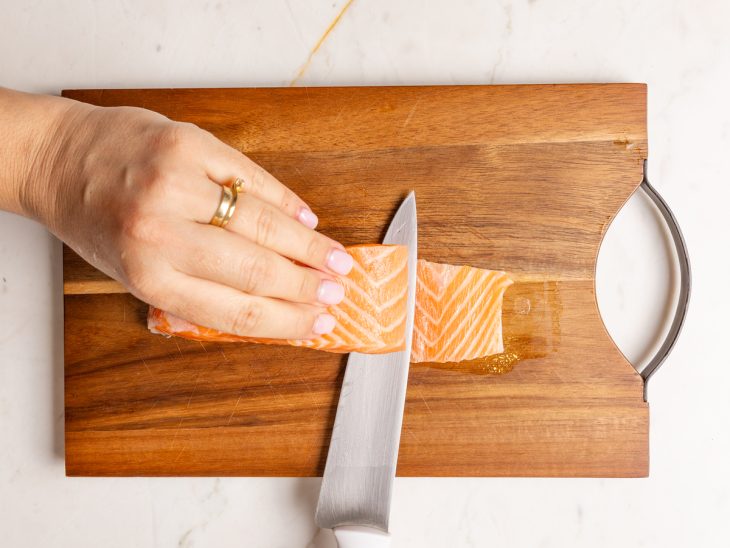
315, 192, 417, 546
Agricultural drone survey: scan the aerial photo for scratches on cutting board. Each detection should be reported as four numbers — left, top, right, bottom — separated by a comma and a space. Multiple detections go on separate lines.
168, 417, 185, 449
400, 98, 421, 131
185, 373, 203, 409
296, 374, 323, 412
226, 394, 243, 426
419, 392, 433, 415
172, 442, 189, 463
174, 339, 184, 359
289, 0, 355, 86
333, 104, 346, 123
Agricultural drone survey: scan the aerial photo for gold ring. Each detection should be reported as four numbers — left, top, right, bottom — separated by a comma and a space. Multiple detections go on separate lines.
209, 185, 238, 228
232, 177, 246, 195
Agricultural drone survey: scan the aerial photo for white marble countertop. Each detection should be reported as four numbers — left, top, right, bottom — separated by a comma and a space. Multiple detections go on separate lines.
1, 1, 727, 546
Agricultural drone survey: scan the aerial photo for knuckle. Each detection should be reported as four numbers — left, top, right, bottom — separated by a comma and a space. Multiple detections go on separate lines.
297, 272, 319, 302
305, 235, 329, 265
150, 123, 197, 155
137, 165, 176, 200
295, 308, 317, 338
254, 206, 277, 247
229, 301, 263, 335
279, 189, 297, 212
136, 163, 161, 187
239, 253, 272, 294
251, 166, 267, 194
120, 212, 159, 244
194, 246, 223, 277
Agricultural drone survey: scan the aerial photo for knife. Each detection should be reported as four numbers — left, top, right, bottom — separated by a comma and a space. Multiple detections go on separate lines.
315, 192, 417, 547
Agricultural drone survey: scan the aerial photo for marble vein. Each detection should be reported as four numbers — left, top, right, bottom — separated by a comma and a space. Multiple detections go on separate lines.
289, 0, 356, 86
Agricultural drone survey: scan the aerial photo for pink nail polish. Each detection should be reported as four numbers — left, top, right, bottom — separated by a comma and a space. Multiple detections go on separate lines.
313, 313, 336, 335
297, 207, 318, 229
317, 279, 345, 305
327, 248, 354, 275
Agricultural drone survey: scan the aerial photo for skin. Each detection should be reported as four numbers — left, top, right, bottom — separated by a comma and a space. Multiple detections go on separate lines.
0, 87, 352, 339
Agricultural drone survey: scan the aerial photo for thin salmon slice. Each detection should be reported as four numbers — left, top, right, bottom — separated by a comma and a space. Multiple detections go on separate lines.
148, 245, 512, 363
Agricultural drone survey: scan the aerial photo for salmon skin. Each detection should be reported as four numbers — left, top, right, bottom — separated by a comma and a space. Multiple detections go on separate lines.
148, 245, 512, 364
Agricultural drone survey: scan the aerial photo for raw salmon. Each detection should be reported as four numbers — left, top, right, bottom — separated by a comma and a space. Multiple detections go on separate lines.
411, 260, 513, 362
148, 245, 512, 363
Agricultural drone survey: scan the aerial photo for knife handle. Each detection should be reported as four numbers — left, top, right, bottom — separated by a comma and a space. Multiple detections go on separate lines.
333, 526, 391, 547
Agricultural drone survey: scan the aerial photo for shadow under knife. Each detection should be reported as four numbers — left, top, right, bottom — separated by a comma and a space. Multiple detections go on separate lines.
296, 476, 336, 548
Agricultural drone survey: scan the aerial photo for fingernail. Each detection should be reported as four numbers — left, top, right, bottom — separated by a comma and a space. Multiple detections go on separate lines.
317, 279, 345, 305
313, 313, 336, 335
327, 248, 354, 275
297, 207, 318, 229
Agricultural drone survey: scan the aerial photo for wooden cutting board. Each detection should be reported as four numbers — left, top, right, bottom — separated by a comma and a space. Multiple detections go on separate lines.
62, 84, 649, 477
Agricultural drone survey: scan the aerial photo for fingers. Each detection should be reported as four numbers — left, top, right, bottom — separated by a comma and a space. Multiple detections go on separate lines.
186, 178, 353, 277
226, 193, 353, 276
161, 128, 354, 278
170, 223, 345, 306
199, 132, 317, 227
157, 270, 336, 339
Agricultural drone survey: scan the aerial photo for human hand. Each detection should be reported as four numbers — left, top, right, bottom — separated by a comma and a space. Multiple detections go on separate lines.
30, 101, 352, 339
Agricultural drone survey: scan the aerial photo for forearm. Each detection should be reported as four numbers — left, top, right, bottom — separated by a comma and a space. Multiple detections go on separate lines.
0, 88, 77, 220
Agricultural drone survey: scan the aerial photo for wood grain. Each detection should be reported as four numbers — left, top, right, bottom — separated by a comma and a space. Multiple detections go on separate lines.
62, 85, 649, 477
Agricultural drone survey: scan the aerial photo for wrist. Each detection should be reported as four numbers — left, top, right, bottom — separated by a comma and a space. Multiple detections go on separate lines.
21, 95, 90, 229
25, 98, 95, 231
0, 89, 88, 226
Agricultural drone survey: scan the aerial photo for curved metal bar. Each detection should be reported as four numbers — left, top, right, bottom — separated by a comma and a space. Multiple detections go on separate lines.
637, 161, 691, 400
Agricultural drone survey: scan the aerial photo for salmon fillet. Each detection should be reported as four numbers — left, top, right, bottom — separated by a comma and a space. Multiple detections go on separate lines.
148, 245, 512, 363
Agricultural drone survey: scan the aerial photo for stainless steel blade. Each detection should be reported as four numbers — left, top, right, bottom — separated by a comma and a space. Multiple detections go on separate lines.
315, 192, 417, 533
